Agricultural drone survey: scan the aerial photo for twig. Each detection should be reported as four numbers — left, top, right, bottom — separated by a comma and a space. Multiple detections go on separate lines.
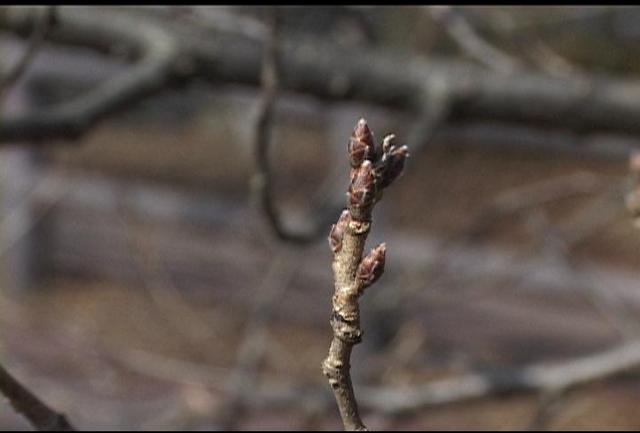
115, 203, 224, 346
251, 8, 343, 245
0, 6, 56, 99
322, 119, 409, 430
406, 76, 452, 154
0, 6, 178, 142
358, 339, 640, 414
102, 338, 640, 418
0, 362, 75, 431
251, 8, 307, 244
428, 6, 520, 74
213, 247, 300, 429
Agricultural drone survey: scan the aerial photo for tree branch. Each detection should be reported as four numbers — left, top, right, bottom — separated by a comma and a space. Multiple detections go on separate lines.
251, 8, 311, 244
3, 7, 640, 145
0, 362, 74, 431
0, 6, 178, 143
428, 6, 520, 73
322, 119, 409, 430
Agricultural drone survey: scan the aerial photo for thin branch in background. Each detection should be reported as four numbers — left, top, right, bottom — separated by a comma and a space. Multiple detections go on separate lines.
250, 7, 341, 245
323, 119, 409, 430
213, 247, 300, 430
406, 76, 452, 154
0, 363, 75, 431
0, 6, 56, 99
115, 205, 225, 347
5, 6, 640, 144
0, 172, 70, 258
528, 38, 581, 78
0, 6, 178, 142
251, 7, 310, 244
428, 6, 520, 74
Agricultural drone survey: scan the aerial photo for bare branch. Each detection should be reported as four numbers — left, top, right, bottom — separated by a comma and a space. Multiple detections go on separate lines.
323, 119, 409, 430
1, 7, 640, 146
0, 362, 75, 431
428, 6, 520, 74
251, 8, 309, 244
0, 6, 178, 142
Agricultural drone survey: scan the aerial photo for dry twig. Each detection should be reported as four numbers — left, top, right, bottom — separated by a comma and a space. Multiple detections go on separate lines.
322, 119, 409, 430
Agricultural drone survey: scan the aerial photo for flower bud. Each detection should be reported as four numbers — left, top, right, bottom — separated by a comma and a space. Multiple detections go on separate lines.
348, 160, 376, 216
328, 210, 350, 253
348, 118, 375, 168
357, 243, 386, 288
382, 134, 395, 154
378, 145, 409, 189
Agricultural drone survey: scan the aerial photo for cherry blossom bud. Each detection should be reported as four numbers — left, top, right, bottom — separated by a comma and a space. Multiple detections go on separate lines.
348, 118, 375, 168
382, 134, 395, 154
357, 243, 386, 288
348, 160, 376, 217
378, 145, 409, 189
328, 210, 351, 253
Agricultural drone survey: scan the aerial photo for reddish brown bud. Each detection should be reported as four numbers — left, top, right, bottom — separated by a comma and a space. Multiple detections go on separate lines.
348, 160, 376, 217
378, 144, 409, 189
328, 210, 350, 253
348, 118, 375, 168
357, 243, 386, 288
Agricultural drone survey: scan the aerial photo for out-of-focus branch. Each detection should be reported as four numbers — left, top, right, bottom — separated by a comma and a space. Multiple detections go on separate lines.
359, 339, 640, 415
0, 6, 178, 142
428, 6, 520, 74
0, 362, 75, 431
0, 6, 56, 99
231, 339, 640, 417
213, 247, 299, 429
251, 9, 309, 244
322, 119, 409, 430
3, 7, 640, 143
250, 9, 347, 245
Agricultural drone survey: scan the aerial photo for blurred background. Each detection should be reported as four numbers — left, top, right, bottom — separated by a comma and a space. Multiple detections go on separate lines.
1, 5, 640, 430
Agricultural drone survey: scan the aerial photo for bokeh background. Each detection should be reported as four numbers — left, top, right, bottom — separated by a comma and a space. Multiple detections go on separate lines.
2, 6, 640, 430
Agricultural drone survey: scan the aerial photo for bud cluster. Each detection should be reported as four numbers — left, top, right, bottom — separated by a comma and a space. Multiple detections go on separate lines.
328, 118, 409, 292
345, 118, 409, 221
